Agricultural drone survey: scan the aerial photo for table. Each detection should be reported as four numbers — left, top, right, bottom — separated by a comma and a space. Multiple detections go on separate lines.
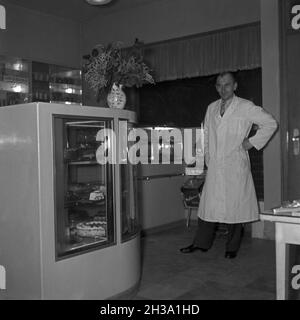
260, 212, 300, 300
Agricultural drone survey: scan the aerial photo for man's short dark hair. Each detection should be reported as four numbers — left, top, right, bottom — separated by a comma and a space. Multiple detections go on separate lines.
216, 71, 237, 83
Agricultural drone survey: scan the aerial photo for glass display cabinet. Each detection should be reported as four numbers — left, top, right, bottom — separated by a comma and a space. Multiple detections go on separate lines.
49, 65, 82, 105
31, 61, 50, 103
32, 62, 82, 105
0, 55, 30, 106
0, 56, 82, 107
0, 102, 140, 300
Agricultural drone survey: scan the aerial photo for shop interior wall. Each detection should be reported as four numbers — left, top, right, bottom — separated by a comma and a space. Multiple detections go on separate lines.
0, 0, 82, 68
82, 0, 260, 50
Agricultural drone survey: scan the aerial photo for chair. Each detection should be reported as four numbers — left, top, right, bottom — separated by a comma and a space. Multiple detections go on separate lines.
181, 175, 205, 227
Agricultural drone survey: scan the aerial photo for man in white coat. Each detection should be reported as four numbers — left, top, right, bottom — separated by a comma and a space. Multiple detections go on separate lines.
180, 71, 278, 259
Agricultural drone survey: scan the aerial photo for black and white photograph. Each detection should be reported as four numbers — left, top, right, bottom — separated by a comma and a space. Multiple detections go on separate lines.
0, 0, 300, 307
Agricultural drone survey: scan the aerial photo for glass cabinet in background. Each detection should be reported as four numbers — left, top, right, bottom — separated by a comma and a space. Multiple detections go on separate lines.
53, 116, 114, 258
0, 55, 82, 107
0, 55, 30, 106
32, 62, 82, 106
49, 65, 82, 105
31, 61, 50, 103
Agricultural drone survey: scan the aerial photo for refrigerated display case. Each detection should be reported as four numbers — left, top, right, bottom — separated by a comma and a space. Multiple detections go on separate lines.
0, 102, 140, 300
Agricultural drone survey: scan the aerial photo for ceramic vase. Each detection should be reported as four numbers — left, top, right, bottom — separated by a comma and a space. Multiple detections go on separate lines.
107, 83, 126, 109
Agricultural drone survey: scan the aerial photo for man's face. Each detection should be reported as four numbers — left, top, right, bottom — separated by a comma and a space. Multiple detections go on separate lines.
215, 74, 237, 101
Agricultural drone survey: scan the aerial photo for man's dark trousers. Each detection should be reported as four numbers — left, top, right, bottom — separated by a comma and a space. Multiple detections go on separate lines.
193, 218, 243, 252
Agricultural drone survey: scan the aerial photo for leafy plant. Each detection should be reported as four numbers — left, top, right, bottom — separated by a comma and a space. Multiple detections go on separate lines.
83, 41, 155, 100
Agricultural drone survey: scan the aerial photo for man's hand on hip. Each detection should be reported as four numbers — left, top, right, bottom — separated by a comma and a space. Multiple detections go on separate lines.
242, 138, 253, 151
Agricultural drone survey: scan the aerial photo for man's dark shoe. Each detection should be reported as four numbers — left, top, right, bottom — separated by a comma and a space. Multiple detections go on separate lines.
225, 251, 237, 259
180, 244, 208, 254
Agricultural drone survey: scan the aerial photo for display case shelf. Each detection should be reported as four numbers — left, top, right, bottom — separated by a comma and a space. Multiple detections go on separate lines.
66, 160, 98, 165
64, 199, 106, 208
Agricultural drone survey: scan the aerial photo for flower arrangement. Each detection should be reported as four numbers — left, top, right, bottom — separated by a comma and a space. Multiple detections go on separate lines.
83, 41, 155, 100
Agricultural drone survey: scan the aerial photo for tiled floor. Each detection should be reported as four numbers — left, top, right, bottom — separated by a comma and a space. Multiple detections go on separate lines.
134, 223, 277, 300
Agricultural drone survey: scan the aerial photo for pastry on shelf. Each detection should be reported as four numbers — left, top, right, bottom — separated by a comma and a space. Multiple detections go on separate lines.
76, 221, 106, 238
89, 190, 105, 201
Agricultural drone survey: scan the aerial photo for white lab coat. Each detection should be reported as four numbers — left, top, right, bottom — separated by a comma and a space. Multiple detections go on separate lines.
198, 95, 278, 223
